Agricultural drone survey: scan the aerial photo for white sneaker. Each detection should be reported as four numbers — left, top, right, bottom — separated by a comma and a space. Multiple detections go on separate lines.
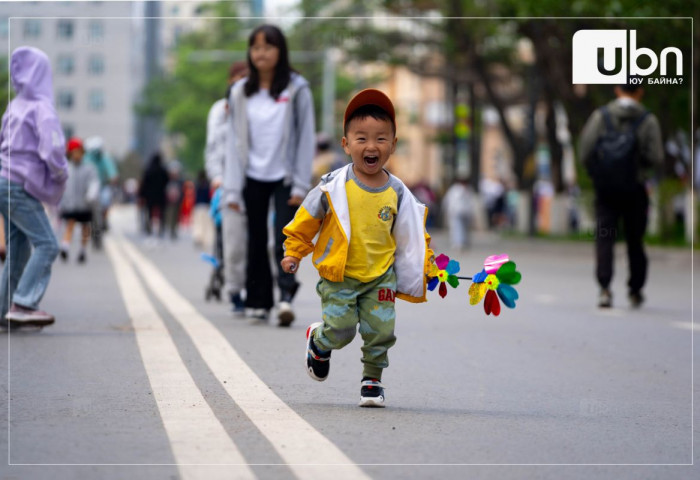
5, 304, 55, 326
248, 308, 269, 321
278, 301, 295, 327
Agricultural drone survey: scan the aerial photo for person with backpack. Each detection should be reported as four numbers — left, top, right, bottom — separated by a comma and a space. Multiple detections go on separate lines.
579, 79, 663, 309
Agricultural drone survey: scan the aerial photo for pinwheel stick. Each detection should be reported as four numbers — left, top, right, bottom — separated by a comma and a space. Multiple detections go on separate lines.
455, 276, 472, 280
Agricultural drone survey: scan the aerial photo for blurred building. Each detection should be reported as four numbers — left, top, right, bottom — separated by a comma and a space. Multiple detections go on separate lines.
0, 1, 145, 160
375, 66, 446, 192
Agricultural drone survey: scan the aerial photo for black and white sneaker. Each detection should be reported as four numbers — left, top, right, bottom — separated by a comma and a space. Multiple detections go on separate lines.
248, 308, 269, 321
359, 379, 385, 408
230, 292, 245, 317
305, 322, 330, 381
629, 291, 644, 309
598, 288, 612, 308
278, 301, 295, 327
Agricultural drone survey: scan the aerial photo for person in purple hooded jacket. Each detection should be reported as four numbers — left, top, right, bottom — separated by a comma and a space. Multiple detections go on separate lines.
0, 46, 68, 328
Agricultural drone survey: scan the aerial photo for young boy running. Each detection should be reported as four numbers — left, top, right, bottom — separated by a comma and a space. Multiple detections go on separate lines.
281, 89, 434, 407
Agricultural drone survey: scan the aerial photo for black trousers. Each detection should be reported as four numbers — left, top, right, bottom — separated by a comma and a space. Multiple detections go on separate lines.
243, 177, 299, 310
594, 185, 649, 294
145, 201, 165, 237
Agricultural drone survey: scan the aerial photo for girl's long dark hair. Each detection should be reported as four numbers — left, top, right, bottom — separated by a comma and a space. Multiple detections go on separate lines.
244, 24, 292, 100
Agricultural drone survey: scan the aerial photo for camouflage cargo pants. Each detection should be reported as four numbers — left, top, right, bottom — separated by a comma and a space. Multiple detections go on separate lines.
314, 267, 397, 380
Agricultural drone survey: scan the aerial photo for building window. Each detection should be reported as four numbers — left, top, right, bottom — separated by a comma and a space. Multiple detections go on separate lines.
88, 20, 103, 41
87, 54, 104, 75
57, 89, 74, 110
0, 18, 9, 39
23, 19, 41, 39
88, 89, 104, 112
62, 123, 74, 140
57, 20, 73, 40
56, 55, 74, 76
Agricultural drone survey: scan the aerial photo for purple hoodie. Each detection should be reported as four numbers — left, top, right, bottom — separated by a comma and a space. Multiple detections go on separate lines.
0, 46, 68, 205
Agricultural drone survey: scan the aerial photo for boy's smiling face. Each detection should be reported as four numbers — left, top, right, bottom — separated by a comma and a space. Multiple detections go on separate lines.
342, 116, 397, 185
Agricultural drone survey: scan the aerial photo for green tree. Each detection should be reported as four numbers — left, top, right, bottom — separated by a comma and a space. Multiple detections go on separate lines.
0, 57, 9, 115
136, 1, 248, 175
311, 0, 694, 192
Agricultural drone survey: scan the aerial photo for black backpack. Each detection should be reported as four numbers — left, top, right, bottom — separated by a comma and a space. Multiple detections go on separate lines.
590, 107, 649, 193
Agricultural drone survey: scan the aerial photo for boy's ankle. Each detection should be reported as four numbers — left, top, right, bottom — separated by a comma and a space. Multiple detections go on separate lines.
310, 335, 330, 358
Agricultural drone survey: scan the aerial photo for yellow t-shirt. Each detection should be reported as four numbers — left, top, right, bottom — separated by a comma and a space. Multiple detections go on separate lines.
344, 170, 401, 282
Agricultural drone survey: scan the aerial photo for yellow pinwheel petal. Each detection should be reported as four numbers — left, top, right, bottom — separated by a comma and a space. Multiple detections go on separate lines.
469, 282, 487, 305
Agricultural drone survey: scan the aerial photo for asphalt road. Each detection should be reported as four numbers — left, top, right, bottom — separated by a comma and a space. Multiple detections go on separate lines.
1, 205, 698, 480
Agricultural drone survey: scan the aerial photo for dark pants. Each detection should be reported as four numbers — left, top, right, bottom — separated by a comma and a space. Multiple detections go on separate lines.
594, 185, 649, 294
145, 201, 165, 237
243, 177, 299, 310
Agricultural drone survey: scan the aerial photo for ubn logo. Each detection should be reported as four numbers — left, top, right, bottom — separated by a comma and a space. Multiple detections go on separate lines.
572, 30, 683, 84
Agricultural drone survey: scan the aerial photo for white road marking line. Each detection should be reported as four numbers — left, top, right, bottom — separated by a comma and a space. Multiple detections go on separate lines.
671, 321, 698, 332
105, 238, 256, 479
117, 235, 371, 478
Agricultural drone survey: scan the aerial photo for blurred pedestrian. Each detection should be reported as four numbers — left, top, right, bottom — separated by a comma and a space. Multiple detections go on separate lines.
59, 137, 99, 264
0, 46, 68, 327
225, 24, 315, 325
138, 152, 169, 237
192, 169, 213, 248
281, 89, 434, 407
179, 179, 195, 227
480, 177, 505, 230
579, 78, 663, 308
0, 215, 5, 262
164, 161, 184, 240
84, 136, 118, 248
205, 61, 248, 315
442, 176, 475, 250
411, 181, 438, 228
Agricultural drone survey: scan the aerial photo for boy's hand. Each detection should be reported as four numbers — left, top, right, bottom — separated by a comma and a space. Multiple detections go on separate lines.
281, 256, 300, 273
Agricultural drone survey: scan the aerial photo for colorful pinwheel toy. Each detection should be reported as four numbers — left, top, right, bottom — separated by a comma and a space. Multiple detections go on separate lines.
427, 253, 522, 316
427, 254, 461, 298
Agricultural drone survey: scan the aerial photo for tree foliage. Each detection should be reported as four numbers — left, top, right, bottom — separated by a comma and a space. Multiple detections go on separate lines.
316, 0, 694, 192
136, 1, 248, 174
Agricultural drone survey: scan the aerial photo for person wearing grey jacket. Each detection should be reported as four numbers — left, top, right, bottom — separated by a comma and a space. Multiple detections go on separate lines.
205, 61, 248, 315
59, 137, 99, 263
579, 81, 663, 309
224, 25, 315, 326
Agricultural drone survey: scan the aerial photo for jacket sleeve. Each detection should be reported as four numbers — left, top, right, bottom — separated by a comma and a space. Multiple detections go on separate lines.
290, 85, 316, 199
638, 113, 664, 171
36, 106, 68, 184
86, 164, 100, 203
103, 153, 118, 181
578, 109, 602, 172
204, 100, 224, 183
282, 184, 325, 259
223, 87, 246, 207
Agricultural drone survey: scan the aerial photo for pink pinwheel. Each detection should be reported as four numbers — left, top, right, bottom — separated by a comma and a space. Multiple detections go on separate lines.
468, 255, 522, 316
427, 254, 460, 298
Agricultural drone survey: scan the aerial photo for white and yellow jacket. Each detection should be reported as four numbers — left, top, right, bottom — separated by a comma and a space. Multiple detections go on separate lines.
283, 164, 435, 303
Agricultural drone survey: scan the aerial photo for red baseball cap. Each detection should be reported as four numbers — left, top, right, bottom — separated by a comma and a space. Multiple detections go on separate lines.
343, 88, 396, 130
66, 137, 83, 153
